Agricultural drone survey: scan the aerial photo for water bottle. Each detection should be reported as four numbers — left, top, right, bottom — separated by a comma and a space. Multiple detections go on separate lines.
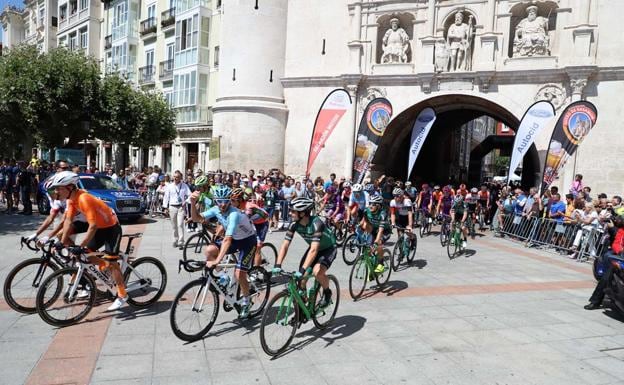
218, 273, 230, 289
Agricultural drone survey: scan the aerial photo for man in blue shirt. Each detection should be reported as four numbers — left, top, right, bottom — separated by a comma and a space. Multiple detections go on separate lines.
549, 193, 567, 245
323, 173, 336, 191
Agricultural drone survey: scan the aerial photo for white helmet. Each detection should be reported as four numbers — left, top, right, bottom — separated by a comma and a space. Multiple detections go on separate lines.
405, 181, 412, 187
50, 171, 80, 188
368, 195, 383, 205
290, 197, 315, 212
393, 188, 404, 196
352, 183, 363, 192
43, 176, 55, 190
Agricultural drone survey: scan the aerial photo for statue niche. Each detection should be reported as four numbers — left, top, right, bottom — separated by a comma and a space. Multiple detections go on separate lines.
510, 3, 556, 57
377, 14, 413, 64
435, 10, 475, 72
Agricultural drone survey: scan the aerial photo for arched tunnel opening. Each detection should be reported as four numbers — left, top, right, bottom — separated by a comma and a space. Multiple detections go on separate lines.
372, 94, 541, 188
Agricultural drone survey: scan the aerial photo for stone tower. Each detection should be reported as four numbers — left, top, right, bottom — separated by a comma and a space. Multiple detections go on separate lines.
211, 0, 289, 172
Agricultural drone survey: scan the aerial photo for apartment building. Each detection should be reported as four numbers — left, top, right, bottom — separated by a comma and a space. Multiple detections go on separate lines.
57, 0, 101, 58
1, 0, 58, 53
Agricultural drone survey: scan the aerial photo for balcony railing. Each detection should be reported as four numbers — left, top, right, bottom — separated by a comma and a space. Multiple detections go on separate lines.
159, 59, 174, 80
139, 17, 157, 36
104, 35, 112, 50
161, 8, 175, 28
139, 65, 155, 84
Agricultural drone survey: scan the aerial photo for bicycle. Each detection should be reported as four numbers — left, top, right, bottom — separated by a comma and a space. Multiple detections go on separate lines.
438, 214, 451, 247
35, 234, 167, 327
418, 209, 432, 238
348, 241, 392, 300
169, 258, 271, 342
3, 237, 70, 314
466, 214, 477, 239
259, 270, 340, 356
447, 221, 466, 259
476, 205, 488, 231
391, 226, 417, 271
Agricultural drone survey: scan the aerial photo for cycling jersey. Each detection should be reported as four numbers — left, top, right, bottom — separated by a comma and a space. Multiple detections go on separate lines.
363, 207, 391, 234
477, 190, 490, 205
390, 198, 412, 216
404, 187, 417, 201
419, 191, 432, 209
242, 201, 269, 225
465, 194, 478, 212
49, 197, 87, 222
432, 191, 442, 204
452, 200, 468, 216
285, 216, 335, 251
348, 192, 368, 210
66, 190, 118, 228
323, 194, 345, 215
201, 206, 256, 240
439, 195, 453, 215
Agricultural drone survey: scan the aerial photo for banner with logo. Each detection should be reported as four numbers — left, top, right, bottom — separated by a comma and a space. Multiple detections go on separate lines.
540, 101, 598, 193
209, 137, 220, 159
407, 107, 436, 180
507, 100, 556, 184
352, 98, 393, 184
306, 89, 352, 176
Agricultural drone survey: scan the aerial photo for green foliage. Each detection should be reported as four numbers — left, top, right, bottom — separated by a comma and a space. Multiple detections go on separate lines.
0, 45, 177, 156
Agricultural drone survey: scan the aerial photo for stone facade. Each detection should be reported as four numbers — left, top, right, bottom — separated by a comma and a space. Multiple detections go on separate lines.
220, 0, 620, 195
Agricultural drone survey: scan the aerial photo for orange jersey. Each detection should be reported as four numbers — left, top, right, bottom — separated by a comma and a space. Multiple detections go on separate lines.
66, 190, 118, 228
432, 191, 443, 202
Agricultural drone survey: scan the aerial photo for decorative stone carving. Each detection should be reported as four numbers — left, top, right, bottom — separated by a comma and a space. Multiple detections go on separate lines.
535, 84, 567, 110
434, 38, 449, 72
513, 5, 550, 57
381, 18, 410, 64
569, 78, 588, 96
358, 87, 387, 113
444, 11, 475, 72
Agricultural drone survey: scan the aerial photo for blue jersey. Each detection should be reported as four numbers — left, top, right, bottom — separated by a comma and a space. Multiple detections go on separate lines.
348, 191, 367, 210
201, 206, 256, 240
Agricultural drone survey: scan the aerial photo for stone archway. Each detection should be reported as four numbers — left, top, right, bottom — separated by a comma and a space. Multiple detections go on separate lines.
372, 94, 541, 188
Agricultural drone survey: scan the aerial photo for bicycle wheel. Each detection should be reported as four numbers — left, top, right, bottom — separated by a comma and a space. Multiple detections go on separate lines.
236, 266, 271, 319
183, 233, 210, 272
406, 235, 418, 263
440, 223, 449, 246
259, 243, 277, 267
259, 290, 299, 356
36, 267, 96, 327
170, 277, 219, 341
391, 238, 403, 272
3, 258, 60, 314
375, 249, 392, 287
419, 218, 427, 238
124, 257, 167, 307
342, 234, 361, 265
348, 256, 368, 300
312, 274, 340, 329
447, 232, 459, 259
334, 225, 347, 246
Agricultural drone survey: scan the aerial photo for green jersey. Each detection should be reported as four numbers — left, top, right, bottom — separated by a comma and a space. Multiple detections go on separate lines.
285, 216, 336, 251
452, 200, 468, 215
363, 207, 391, 232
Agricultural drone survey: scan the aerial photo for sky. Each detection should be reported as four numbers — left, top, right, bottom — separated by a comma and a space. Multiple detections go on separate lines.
0, 0, 25, 44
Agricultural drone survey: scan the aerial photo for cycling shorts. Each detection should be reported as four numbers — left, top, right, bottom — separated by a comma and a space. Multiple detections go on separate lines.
453, 212, 465, 223
72, 221, 89, 234
255, 222, 269, 244
299, 246, 337, 270
478, 200, 488, 208
396, 214, 409, 229
87, 223, 122, 256
224, 235, 257, 272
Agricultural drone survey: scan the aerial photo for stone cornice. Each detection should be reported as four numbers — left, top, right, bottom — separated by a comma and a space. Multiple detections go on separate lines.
281, 66, 624, 89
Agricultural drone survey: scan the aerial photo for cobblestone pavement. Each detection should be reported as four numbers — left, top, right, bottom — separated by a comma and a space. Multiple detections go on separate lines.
1, 212, 623, 385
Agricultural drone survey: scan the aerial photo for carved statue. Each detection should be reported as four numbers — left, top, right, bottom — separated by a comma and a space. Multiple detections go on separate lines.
434, 38, 449, 72
446, 12, 474, 71
381, 18, 410, 64
513, 5, 550, 57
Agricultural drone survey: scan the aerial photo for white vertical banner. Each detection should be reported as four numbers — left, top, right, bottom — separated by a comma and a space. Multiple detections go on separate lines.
407, 107, 436, 179
507, 100, 556, 184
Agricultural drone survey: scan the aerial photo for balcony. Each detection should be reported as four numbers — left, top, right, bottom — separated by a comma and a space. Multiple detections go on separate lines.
159, 59, 174, 81
140, 17, 157, 38
139, 65, 155, 85
161, 8, 175, 29
104, 35, 112, 50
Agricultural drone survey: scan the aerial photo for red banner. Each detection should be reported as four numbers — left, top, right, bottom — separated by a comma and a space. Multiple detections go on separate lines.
306, 89, 352, 175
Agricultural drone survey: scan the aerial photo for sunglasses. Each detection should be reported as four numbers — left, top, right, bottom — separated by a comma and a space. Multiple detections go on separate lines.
215, 199, 230, 205
46, 188, 57, 195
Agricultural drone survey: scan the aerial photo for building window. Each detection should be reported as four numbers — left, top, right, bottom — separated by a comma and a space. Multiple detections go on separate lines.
147, 3, 155, 20
213, 45, 219, 67
58, 36, 67, 47
173, 70, 197, 107
176, 14, 198, 51
112, 1, 128, 40
70, 0, 77, 15
80, 28, 88, 48
59, 5, 67, 20
39, 7, 45, 26
69, 33, 78, 51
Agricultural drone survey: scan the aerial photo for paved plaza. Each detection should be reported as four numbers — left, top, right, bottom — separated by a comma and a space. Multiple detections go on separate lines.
1, 213, 623, 385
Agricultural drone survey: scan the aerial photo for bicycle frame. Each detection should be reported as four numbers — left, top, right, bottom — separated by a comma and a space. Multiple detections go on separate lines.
185, 259, 250, 314
277, 274, 320, 323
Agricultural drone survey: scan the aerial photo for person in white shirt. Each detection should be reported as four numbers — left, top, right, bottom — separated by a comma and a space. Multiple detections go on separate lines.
163, 170, 192, 249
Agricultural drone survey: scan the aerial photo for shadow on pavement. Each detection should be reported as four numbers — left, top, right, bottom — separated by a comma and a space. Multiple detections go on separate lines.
0, 214, 43, 236
603, 308, 624, 323
396, 259, 428, 273
359, 280, 408, 300
84, 299, 174, 323
462, 249, 477, 258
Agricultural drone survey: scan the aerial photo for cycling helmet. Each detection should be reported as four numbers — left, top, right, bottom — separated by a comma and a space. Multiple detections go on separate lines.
231, 187, 245, 200
405, 181, 412, 187
352, 183, 363, 192
243, 187, 253, 200
369, 195, 383, 205
50, 171, 80, 188
459, 183, 467, 190
290, 197, 314, 212
455, 194, 464, 201
343, 181, 351, 188
326, 186, 337, 194
364, 183, 375, 192
434, 185, 440, 190
442, 186, 451, 193
470, 187, 478, 193
422, 183, 429, 189
393, 188, 404, 196
194, 175, 208, 187
43, 176, 55, 190
213, 185, 232, 200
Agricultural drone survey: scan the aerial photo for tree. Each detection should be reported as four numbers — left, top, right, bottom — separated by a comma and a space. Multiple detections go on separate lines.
133, 91, 177, 148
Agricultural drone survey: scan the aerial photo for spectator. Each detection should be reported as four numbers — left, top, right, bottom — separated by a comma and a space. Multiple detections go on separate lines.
263, 179, 278, 231
323, 173, 336, 190
549, 193, 566, 245
16, 162, 34, 215
583, 186, 593, 203
162, 171, 192, 249
570, 173, 584, 197
279, 178, 296, 229
569, 202, 600, 259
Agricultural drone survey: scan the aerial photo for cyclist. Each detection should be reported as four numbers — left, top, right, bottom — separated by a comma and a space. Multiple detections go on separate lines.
404, 181, 417, 202
321, 186, 345, 233
457, 183, 468, 197
416, 183, 433, 225
190, 186, 257, 318
272, 197, 336, 308
345, 183, 367, 225
240, 188, 271, 267
450, 194, 469, 249
431, 185, 442, 219
477, 184, 491, 226
436, 186, 454, 219
360, 195, 391, 274
51, 171, 127, 311
465, 187, 479, 230
390, 188, 415, 244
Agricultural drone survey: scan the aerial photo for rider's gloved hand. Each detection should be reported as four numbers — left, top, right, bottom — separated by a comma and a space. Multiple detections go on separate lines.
68, 246, 85, 255
38, 236, 50, 245
26, 233, 37, 242
271, 265, 282, 274
53, 241, 64, 251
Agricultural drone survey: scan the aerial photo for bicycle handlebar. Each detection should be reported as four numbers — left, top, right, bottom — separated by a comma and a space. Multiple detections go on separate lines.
20, 237, 40, 252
